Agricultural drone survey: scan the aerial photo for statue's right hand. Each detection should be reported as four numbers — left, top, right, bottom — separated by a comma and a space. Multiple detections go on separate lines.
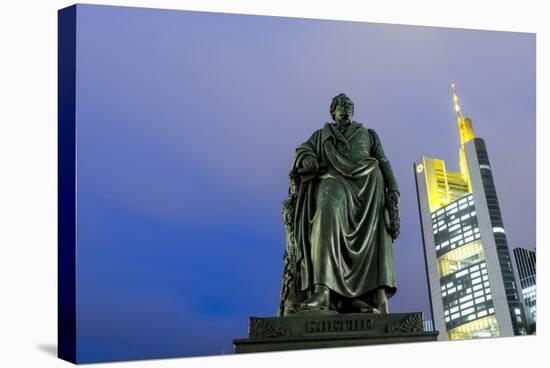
301, 156, 319, 173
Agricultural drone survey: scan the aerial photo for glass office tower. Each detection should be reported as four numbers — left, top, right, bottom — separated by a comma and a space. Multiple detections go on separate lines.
513, 247, 536, 332
414, 83, 526, 340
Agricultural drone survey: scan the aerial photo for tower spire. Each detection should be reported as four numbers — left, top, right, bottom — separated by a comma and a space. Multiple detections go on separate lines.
451, 81, 474, 189
451, 81, 462, 117
451, 81, 475, 147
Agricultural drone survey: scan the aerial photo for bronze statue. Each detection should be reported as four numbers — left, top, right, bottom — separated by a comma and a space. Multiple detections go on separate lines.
279, 93, 400, 316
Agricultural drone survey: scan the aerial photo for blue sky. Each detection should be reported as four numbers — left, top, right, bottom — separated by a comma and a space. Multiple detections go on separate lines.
71, 4, 535, 362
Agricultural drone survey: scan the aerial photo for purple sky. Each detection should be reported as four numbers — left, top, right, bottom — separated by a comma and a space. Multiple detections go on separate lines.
71, 4, 535, 363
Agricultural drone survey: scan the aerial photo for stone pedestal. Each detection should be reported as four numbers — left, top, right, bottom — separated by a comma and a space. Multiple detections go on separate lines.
233, 312, 438, 354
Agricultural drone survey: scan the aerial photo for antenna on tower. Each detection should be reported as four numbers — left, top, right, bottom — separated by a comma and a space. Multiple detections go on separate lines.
451, 81, 461, 117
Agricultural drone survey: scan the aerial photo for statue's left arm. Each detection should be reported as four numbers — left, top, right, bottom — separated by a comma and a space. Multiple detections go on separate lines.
368, 129, 399, 194
369, 128, 400, 240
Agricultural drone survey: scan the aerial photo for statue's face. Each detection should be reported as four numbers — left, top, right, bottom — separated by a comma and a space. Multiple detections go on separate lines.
333, 99, 354, 124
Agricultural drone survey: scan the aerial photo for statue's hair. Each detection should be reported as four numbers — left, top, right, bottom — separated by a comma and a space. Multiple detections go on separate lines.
330, 93, 354, 120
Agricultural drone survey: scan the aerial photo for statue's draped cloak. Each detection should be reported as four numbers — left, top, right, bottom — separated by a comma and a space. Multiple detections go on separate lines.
291, 121, 399, 299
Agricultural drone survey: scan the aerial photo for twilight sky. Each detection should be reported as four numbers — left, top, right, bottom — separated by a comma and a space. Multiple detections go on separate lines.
71, 4, 535, 363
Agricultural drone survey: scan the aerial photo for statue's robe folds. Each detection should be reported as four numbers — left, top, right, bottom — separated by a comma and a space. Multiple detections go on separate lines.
291, 121, 399, 300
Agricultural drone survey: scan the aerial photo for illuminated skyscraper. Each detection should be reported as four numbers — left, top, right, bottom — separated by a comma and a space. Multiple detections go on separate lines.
512, 247, 536, 333
414, 82, 526, 340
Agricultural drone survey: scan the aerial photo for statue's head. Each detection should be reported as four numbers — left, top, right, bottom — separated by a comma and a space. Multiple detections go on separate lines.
330, 93, 354, 123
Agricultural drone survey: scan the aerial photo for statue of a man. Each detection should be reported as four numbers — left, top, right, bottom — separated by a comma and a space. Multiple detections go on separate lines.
279, 93, 400, 316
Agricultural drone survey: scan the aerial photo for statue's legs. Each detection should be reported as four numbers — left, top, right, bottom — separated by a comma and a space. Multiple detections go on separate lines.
300, 176, 346, 311
300, 176, 392, 314
349, 287, 389, 314
310, 177, 347, 289
299, 284, 330, 310
374, 287, 389, 314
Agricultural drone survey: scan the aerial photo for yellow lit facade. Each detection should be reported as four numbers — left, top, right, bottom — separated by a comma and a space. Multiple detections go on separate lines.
447, 315, 499, 340
458, 115, 474, 192
438, 241, 485, 278
417, 157, 470, 212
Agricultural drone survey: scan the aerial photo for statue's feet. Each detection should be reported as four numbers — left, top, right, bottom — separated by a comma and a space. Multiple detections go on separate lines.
300, 284, 330, 311
351, 298, 379, 314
